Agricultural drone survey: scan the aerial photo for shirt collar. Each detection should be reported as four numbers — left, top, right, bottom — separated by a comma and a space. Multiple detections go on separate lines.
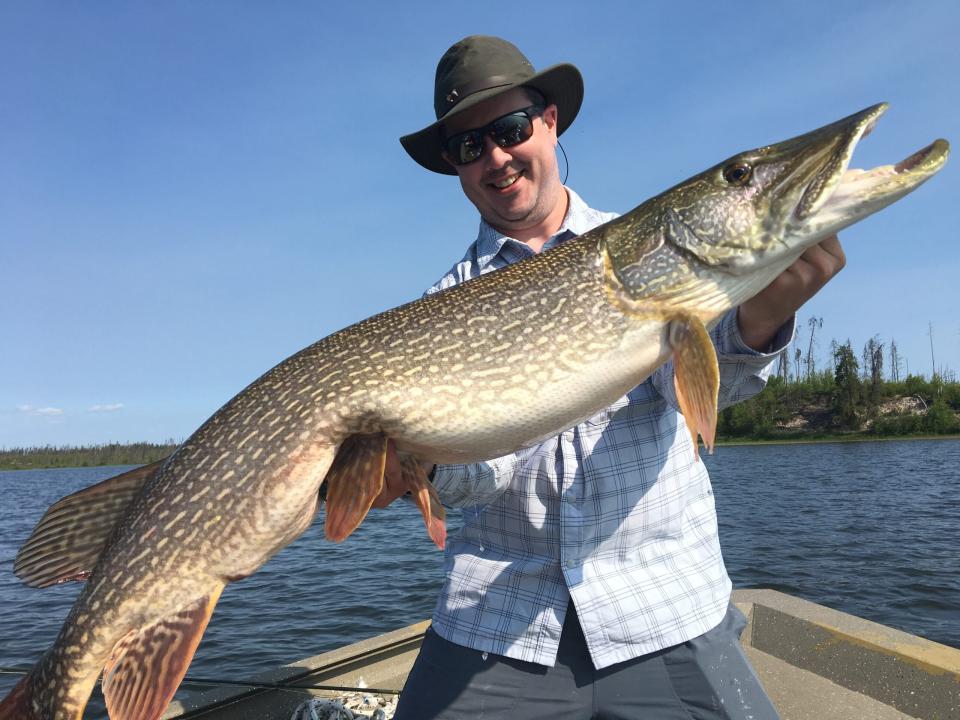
474, 187, 593, 269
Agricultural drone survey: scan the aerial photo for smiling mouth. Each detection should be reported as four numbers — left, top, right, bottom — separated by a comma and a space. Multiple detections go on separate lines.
490, 172, 522, 190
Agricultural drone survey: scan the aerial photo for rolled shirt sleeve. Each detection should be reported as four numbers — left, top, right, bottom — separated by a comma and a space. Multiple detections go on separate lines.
430, 453, 520, 507
652, 308, 795, 413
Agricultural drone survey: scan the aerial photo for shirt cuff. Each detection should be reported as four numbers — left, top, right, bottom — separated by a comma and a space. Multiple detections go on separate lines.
430, 457, 515, 507
716, 309, 796, 357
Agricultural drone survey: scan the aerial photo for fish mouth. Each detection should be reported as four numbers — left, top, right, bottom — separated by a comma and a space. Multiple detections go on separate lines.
821, 138, 950, 214
793, 103, 949, 231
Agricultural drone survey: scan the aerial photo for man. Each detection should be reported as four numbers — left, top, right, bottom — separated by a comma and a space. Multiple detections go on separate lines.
380, 36, 844, 719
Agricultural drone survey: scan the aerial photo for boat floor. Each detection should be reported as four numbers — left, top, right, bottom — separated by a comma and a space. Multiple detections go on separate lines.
745, 647, 915, 719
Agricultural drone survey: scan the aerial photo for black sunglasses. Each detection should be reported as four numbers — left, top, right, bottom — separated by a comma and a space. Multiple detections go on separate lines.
443, 105, 545, 166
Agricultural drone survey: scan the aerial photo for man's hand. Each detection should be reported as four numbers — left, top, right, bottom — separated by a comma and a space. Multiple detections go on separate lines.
737, 234, 846, 351
371, 439, 436, 509
371, 439, 407, 508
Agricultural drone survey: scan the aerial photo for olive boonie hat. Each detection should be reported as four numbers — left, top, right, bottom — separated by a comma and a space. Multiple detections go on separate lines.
400, 35, 584, 175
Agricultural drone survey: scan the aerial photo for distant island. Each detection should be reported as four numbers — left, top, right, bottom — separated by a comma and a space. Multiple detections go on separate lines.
3, 368, 958, 471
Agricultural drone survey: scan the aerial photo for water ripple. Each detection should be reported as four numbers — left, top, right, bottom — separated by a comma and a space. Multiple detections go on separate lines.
704, 439, 960, 649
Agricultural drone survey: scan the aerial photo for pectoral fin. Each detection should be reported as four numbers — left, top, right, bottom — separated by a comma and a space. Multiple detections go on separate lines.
668, 316, 719, 459
323, 433, 387, 543
14, 460, 165, 588
102, 585, 223, 720
399, 456, 446, 550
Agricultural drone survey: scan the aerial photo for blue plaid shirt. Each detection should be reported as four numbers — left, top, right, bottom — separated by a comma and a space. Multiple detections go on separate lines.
427, 188, 793, 669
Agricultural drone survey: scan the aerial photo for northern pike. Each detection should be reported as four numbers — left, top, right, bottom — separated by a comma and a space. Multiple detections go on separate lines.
1, 103, 947, 720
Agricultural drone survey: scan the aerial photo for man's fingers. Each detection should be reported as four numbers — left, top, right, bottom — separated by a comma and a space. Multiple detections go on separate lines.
736, 235, 847, 350
384, 438, 402, 478
371, 439, 406, 508
775, 236, 845, 293
797, 234, 846, 279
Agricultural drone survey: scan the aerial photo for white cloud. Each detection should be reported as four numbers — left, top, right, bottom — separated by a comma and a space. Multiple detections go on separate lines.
17, 404, 64, 417
88, 403, 125, 413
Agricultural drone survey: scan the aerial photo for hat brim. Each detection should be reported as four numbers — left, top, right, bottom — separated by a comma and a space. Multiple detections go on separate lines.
400, 63, 584, 175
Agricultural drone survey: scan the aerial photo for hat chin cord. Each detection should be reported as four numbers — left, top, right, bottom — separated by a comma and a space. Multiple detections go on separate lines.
558, 140, 570, 185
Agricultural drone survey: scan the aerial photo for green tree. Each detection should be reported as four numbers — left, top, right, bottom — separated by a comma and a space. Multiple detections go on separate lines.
833, 341, 863, 429
925, 399, 960, 433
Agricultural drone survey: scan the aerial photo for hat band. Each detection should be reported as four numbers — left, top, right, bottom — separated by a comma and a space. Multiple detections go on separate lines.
439, 75, 520, 116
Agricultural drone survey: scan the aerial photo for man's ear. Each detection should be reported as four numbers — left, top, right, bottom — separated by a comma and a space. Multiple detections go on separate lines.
542, 104, 559, 134
441, 150, 459, 170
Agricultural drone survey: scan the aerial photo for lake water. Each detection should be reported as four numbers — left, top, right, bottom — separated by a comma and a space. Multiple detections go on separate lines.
1, 439, 958, 718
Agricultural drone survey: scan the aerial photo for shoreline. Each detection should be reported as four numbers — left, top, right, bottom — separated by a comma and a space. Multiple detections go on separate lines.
1, 434, 958, 472
715, 433, 960, 447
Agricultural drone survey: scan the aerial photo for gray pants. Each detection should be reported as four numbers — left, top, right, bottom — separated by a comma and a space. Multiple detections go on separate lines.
393, 603, 780, 720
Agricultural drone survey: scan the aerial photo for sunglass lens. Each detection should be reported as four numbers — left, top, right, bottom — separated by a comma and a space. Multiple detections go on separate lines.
491, 114, 534, 148
446, 130, 483, 165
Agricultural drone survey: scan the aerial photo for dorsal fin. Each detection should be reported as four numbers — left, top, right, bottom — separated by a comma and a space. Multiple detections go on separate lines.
102, 586, 223, 720
14, 460, 164, 588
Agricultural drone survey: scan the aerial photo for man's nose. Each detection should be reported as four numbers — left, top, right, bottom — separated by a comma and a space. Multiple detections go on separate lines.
482, 134, 512, 168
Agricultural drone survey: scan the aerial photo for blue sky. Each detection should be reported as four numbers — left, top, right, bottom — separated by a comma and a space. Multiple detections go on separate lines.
2, 1, 957, 447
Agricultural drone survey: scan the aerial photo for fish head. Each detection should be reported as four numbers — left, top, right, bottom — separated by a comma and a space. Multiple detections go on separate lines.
604, 103, 949, 312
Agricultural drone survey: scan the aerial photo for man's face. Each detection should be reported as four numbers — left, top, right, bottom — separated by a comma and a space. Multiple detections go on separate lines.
442, 88, 563, 235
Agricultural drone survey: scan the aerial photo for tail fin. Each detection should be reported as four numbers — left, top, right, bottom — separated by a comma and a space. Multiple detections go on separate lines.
0, 670, 62, 720
1, 584, 224, 720
102, 586, 224, 720
1, 651, 105, 720
0, 673, 31, 720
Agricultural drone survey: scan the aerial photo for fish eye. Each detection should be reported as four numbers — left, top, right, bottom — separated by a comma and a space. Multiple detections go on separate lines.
722, 163, 752, 185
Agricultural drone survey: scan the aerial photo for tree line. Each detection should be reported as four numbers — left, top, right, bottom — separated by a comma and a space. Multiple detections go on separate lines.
0, 441, 178, 471
776, 317, 956, 386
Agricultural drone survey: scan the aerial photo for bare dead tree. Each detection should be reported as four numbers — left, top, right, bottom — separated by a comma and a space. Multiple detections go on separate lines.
868, 336, 884, 401
873, 342, 884, 382
806, 316, 822, 379
777, 348, 789, 380
889, 339, 901, 382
